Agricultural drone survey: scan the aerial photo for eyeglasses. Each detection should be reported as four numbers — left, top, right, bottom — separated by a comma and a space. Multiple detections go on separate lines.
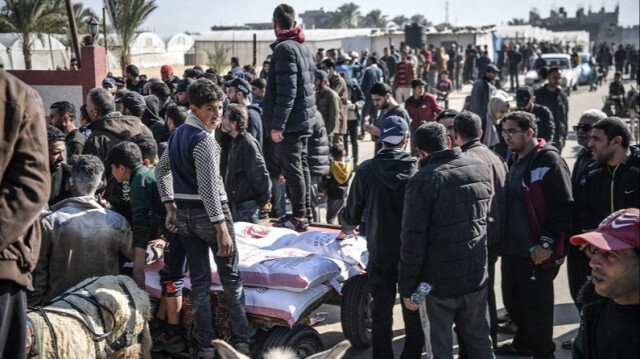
502, 129, 524, 137
573, 124, 592, 132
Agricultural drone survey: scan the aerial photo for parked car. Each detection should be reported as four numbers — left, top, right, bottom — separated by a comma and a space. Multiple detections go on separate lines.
579, 52, 594, 85
524, 54, 581, 95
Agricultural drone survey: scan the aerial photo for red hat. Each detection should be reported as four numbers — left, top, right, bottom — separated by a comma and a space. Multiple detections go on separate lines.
161, 65, 173, 75
570, 208, 640, 251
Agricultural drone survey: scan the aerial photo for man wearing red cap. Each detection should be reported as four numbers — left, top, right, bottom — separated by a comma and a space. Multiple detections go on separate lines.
161, 65, 180, 93
570, 208, 639, 358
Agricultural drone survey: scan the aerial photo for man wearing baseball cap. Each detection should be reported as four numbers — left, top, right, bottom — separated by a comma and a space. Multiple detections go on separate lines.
160, 65, 180, 93
436, 108, 460, 146
515, 86, 555, 144
570, 208, 639, 358
400, 122, 494, 358
227, 77, 263, 148
338, 115, 421, 359
125, 64, 147, 95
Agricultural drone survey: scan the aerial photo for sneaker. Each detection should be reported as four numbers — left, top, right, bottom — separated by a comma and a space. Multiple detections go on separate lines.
233, 342, 250, 355
497, 319, 518, 335
152, 332, 186, 353
275, 216, 309, 232
190, 345, 216, 359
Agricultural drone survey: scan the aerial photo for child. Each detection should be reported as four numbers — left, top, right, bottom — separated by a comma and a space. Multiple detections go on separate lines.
325, 144, 353, 224
436, 71, 452, 109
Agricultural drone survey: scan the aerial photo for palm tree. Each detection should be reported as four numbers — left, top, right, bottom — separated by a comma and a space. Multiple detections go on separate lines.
410, 14, 432, 26
51, 1, 99, 48
391, 15, 409, 27
335, 2, 360, 28
207, 43, 230, 73
0, 0, 66, 69
507, 18, 527, 25
104, 0, 157, 75
362, 9, 388, 28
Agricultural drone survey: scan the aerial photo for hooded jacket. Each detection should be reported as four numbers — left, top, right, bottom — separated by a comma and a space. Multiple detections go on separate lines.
342, 148, 417, 261
223, 132, 271, 207
247, 104, 264, 149
82, 111, 154, 166
0, 71, 50, 290
574, 145, 640, 233
262, 27, 317, 134
399, 148, 492, 298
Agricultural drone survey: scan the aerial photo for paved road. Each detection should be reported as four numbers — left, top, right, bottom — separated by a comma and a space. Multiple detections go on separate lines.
309, 73, 637, 358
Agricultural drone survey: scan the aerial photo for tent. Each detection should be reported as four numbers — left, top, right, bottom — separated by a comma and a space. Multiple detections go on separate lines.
164, 33, 194, 65
0, 33, 69, 70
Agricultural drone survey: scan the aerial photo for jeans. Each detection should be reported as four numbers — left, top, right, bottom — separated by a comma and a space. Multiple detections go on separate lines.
231, 200, 260, 224
502, 255, 559, 358
176, 205, 250, 346
0, 280, 26, 359
160, 231, 187, 297
426, 286, 494, 359
510, 68, 519, 90
368, 259, 423, 359
276, 129, 312, 218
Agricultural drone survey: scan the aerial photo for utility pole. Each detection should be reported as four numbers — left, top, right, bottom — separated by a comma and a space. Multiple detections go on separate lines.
65, 0, 81, 68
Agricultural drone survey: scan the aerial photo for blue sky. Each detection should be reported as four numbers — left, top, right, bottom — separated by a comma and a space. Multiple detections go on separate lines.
80, 0, 639, 37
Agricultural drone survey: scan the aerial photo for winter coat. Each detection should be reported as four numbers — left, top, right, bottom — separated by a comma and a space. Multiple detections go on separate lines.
262, 27, 317, 134
307, 113, 330, 177
534, 86, 568, 148
342, 148, 417, 261
399, 148, 492, 298
329, 73, 349, 136
316, 87, 341, 136
223, 132, 271, 207
574, 146, 640, 233
0, 71, 50, 290
30, 196, 132, 306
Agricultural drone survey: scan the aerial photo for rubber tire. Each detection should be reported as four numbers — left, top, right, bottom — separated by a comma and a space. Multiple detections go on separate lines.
573, 81, 578, 91
340, 274, 372, 347
565, 85, 571, 97
255, 325, 324, 358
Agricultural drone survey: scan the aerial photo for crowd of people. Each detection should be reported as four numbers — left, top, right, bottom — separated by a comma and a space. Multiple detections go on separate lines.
1, 3, 639, 359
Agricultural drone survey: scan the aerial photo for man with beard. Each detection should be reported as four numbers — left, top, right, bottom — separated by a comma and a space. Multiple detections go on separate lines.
365, 82, 410, 147
174, 78, 195, 108
227, 77, 263, 149
574, 117, 639, 242
161, 65, 181, 93
125, 64, 147, 95
495, 111, 572, 358
49, 101, 85, 156
569, 208, 640, 359
46, 125, 72, 207
534, 67, 569, 151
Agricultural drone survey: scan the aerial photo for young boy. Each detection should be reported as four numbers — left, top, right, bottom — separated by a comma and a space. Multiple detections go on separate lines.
325, 144, 353, 224
436, 71, 452, 109
155, 78, 250, 358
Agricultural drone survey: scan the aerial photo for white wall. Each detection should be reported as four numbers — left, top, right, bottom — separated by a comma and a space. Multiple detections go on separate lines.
32, 85, 84, 125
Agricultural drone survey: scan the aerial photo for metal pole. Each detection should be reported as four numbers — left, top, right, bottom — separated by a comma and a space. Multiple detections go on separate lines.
65, 0, 81, 68
103, 7, 108, 53
253, 33, 257, 67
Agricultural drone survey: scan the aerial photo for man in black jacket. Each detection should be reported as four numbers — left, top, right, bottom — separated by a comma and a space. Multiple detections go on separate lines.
263, 4, 317, 232
453, 111, 508, 349
496, 111, 573, 358
516, 86, 555, 144
569, 208, 639, 359
534, 67, 568, 150
574, 117, 639, 236
400, 122, 494, 359
47, 125, 72, 208
338, 116, 421, 359
221, 104, 271, 224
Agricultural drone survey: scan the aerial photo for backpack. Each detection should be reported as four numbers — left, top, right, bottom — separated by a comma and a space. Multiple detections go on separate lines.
349, 82, 365, 103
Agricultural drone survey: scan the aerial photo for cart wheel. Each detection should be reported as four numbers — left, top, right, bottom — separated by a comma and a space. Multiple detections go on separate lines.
340, 274, 372, 347
255, 325, 324, 358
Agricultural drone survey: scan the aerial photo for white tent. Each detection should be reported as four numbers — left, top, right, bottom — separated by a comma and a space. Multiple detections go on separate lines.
0, 33, 69, 70
164, 33, 194, 65
128, 32, 167, 67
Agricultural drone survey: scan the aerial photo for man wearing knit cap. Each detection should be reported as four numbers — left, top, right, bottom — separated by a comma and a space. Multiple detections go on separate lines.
125, 64, 147, 95
570, 208, 639, 358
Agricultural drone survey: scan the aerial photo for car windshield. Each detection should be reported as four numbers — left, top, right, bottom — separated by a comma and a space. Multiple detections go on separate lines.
545, 58, 570, 69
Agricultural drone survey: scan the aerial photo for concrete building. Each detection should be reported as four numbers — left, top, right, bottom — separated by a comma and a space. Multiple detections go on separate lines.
529, 5, 639, 47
